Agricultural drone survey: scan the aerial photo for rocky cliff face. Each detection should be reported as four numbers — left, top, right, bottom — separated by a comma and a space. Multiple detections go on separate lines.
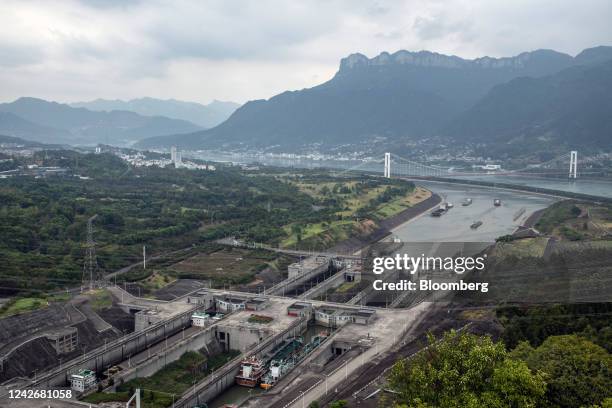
136, 46, 612, 153
338, 49, 575, 72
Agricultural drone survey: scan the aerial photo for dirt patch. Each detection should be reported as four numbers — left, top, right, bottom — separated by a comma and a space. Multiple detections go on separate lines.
153, 279, 207, 301
171, 248, 268, 284
97, 306, 135, 334
0, 319, 119, 382
166, 248, 295, 290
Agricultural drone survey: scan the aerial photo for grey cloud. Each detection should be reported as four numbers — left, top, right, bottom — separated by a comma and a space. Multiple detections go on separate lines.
76, 0, 142, 9
139, 2, 341, 62
0, 43, 44, 67
0, 0, 611, 104
413, 14, 474, 42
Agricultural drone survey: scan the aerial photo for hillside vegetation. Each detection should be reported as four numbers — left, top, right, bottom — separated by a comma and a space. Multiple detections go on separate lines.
0, 151, 415, 294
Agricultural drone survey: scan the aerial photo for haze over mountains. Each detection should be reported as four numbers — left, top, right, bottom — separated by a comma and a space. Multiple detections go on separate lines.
445, 58, 612, 150
2, 46, 610, 155
0, 97, 203, 146
71, 98, 239, 129
137, 45, 612, 154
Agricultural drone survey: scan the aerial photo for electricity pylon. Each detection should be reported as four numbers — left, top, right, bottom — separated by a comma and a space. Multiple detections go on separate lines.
82, 214, 100, 291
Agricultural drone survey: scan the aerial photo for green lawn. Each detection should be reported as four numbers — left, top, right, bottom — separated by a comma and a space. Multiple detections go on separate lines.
0, 297, 47, 318
493, 237, 549, 259
90, 289, 113, 311
111, 350, 240, 401
335, 281, 359, 293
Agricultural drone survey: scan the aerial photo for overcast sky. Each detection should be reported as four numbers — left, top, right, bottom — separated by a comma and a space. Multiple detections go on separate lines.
1, 0, 611, 105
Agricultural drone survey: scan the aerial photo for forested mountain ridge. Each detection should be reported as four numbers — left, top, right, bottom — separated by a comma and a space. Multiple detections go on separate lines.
0, 97, 202, 146
71, 97, 239, 129
136, 46, 612, 152
444, 58, 612, 148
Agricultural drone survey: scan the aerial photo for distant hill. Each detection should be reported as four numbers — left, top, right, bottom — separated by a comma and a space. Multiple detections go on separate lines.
136, 47, 612, 151
0, 133, 63, 148
0, 98, 202, 146
444, 59, 612, 149
71, 97, 240, 128
0, 111, 72, 144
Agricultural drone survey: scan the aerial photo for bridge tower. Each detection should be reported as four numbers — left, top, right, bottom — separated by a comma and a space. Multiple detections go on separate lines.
384, 152, 391, 178
82, 214, 100, 291
569, 150, 578, 179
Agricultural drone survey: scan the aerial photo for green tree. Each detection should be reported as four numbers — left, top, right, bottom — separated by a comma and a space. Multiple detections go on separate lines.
329, 401, 347, 408
511, 334, 611, 408
291, 224, 303, 243
387, 330, 546, 408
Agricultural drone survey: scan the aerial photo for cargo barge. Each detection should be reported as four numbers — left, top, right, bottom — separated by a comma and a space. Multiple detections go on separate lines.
260, 334, 327, 390
430, 208, 446, 217
235, 356, 266, 387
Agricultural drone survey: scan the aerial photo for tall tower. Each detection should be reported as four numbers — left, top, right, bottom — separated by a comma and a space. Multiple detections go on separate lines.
82, 215, 100, 291
384, 153, 391, 178
569, 151, 578, 179
170, 146, 177, 163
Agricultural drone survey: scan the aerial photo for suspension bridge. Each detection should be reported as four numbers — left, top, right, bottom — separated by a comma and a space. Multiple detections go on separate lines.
333, 150, 611, 180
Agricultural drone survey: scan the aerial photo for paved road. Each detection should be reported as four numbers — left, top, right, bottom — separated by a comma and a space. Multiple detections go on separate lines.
105, 246, 194, 279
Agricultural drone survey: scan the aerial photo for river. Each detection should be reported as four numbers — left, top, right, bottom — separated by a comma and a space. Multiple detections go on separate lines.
453, 174, 612, 198
189, 151, 612, 199
393, 181, 556, 242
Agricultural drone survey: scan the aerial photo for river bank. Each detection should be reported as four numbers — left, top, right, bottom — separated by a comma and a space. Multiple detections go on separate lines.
328, 192, 442, 254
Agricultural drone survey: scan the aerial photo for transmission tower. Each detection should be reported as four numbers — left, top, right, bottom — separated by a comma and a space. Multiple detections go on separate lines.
82, 214, 100, 291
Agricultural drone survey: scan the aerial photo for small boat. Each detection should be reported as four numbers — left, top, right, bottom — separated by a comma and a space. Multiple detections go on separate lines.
445, 202, 454, 209
494, 199, 501, 207
462, 198, 473, 206
430, 208, 445, 217
470, 221, 483, 229
235, 356, 266, 387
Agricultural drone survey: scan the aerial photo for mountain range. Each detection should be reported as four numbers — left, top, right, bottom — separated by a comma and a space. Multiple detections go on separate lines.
0, 98, 203, 146
71, 98, 239, 129
445, 58, 612, 149
0, 133, 64, 149
136, 46, 612, 154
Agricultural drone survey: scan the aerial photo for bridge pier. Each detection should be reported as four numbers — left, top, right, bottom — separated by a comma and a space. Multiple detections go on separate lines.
569, 150, 578, 179
384, 152, 391, 178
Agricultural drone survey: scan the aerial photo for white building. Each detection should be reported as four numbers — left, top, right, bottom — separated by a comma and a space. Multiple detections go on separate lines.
314, 308, 375, 328
170, 146, 177, 162
215, 296, 246, 313
473, 164, 502, 171
70, 369, 96, 392
191, 311, 210, 327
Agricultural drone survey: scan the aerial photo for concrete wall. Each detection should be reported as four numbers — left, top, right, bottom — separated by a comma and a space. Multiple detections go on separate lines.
300, 271, 346, 300
27, 307, 195, 389
113, 327, 216, 386
215, 325, 270, 353
175, 317, 309, 407
268, 263, 332, 296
